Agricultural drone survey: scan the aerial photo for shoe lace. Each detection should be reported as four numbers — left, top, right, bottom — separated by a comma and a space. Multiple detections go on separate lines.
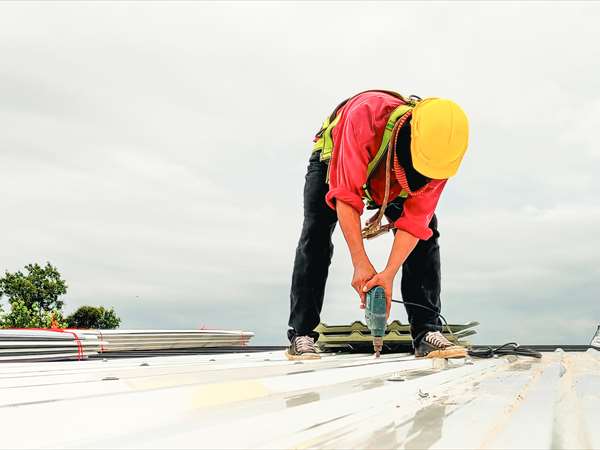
295, 336, 316, 353
424, 331, 453, 349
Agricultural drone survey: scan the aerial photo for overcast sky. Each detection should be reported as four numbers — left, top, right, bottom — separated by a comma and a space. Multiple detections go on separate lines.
1, 2, 599, 345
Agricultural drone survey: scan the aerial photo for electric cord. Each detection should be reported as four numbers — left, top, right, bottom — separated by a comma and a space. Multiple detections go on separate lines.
390, 299, 542, 359
467, 342, 542, 359
391, 299, 456, 341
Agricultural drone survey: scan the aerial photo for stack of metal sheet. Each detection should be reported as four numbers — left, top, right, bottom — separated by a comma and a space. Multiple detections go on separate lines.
315, 320, 478, 353
0, 329, 102, 362
80, 329, 255, 353
0, 329, 255, 361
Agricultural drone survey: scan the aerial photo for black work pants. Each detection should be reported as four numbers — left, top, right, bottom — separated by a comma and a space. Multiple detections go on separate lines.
287, 151, 442, 346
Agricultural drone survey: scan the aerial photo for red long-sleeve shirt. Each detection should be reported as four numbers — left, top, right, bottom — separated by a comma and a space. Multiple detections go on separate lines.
322, 91, 447, 240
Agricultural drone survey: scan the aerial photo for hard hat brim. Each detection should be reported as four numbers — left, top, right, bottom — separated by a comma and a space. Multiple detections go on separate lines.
410, 143, 463, 179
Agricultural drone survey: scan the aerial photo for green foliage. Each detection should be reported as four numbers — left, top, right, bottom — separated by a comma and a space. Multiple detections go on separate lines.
2, 299, 67, 328
2, 299, 32, 328
66, 306, 121, 329
0, 262, 67, 312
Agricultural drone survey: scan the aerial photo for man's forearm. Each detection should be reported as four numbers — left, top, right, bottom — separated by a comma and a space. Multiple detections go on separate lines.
384, 229, 419, 276
336, 200, 368, 265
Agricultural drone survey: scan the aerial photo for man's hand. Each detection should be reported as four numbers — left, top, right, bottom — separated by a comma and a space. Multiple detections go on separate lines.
363, 270, 395, 319
352, 259, 377, 305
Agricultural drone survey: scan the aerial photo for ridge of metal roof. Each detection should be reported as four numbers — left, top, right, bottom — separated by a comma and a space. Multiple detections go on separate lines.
0, 348, 598, 449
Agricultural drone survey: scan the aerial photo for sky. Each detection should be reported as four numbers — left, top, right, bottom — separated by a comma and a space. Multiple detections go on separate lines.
1, 1, 599, 345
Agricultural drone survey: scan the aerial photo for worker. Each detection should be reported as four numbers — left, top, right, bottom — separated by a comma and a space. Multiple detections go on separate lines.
286, 90, 470, 360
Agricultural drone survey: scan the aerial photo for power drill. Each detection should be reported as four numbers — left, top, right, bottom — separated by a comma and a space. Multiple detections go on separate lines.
365, 286, 387, 357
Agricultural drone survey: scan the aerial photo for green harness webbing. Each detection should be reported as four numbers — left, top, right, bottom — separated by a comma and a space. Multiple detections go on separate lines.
362, 104, 413, 204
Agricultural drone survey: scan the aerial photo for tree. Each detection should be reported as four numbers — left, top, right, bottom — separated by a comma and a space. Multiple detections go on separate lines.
0, 262, 67, 314
0, 262, 68, 329
0, 262, 120, 330
66, 306, 121, 329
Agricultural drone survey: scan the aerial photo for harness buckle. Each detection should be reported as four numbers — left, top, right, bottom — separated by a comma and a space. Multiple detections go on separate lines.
407, 95, 422, 106
361, 222, 395, 240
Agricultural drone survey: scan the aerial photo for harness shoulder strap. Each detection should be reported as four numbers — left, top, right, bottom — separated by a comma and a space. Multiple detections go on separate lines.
361, 110, 412, 239
361, 105, 413, 209
365, 104, 413, 179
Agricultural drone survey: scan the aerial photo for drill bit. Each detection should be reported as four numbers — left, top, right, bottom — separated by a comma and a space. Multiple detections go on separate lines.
373, 336, 383, 358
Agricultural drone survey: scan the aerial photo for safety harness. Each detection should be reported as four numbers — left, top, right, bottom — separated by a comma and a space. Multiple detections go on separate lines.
312, 90, 422, 239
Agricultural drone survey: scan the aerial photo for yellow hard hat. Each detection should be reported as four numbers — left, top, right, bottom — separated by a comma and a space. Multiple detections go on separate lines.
410, 98, 469, 179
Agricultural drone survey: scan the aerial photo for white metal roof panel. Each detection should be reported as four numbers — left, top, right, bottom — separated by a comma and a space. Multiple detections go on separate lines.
0, 349, 598, 449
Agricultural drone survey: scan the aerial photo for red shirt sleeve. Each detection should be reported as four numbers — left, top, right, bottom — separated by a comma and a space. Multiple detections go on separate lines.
393, 180, 447, 240
325, 96, 396, 214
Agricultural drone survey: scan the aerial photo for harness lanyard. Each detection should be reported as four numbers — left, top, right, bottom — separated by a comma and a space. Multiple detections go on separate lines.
361, 117, 404, 240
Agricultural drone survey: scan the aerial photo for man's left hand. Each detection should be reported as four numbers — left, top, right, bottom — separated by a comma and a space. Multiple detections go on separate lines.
362, 270, 395, 319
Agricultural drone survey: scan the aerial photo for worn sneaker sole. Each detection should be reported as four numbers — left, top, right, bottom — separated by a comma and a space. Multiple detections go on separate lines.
417, 347, 467, 359
284, 349, 321, 361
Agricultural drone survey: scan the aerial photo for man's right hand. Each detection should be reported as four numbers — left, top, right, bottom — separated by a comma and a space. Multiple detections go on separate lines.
352, 259, 377, 306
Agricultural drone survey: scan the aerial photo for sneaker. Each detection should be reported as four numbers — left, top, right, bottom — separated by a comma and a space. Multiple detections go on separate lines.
285, 336, 321, 360
415, 331, 467, 359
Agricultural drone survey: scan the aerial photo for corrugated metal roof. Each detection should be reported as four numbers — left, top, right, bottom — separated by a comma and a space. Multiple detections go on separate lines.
0, 349, 599, 449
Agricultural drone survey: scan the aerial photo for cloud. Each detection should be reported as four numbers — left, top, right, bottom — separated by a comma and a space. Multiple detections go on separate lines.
0, 2, 599, 345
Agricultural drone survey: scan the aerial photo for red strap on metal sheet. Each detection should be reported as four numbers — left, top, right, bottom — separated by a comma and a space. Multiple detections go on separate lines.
6, 327, 84, 361
98, 330, 105, 353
